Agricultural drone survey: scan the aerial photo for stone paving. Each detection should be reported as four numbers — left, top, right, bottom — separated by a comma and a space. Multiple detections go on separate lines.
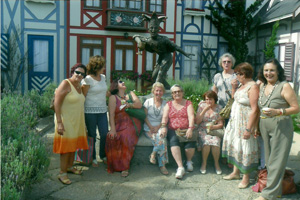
26, 123, 300, 200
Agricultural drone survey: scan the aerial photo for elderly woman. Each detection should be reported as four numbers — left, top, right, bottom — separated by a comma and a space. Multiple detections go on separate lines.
144, 82, 168, 175
196, 91, 223, 175
105, 79, 142, 177
255, 59, 299, 200
53, 63, 89, 185
213, 53, 239, 126
161, 84, 195, 179
82, 55, 109, 167
222, 62, 259, 189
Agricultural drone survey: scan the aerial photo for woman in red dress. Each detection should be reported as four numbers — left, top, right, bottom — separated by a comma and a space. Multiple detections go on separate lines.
105, 79, 142, 177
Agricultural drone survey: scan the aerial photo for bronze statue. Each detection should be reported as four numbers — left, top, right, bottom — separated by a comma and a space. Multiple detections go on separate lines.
133, 12, 194, 89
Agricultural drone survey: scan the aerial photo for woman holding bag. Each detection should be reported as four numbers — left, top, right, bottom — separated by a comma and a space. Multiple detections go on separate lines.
196, 91, 223, 175
105, 79, 142, 177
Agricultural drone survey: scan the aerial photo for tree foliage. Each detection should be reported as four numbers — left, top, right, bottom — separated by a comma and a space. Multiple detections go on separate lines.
263, 21, 279, 60
205, 0, 262, 66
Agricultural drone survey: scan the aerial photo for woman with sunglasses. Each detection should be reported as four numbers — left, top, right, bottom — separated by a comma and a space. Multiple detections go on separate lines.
105, 79, 142, 177
161, 84, 195, 179
82, 56, 109, 167
222, 62, 260, 189
53, 63, 88, 185
212, 53, 239, 125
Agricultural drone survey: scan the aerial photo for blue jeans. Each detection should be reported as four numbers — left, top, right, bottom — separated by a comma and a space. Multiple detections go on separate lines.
85, 113, 108, 159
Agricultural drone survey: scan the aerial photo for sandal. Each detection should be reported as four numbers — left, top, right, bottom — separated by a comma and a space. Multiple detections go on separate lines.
121, 170, 129, 177
67, 167, 83, 175
160, 166, 169, 175
92, 159, 99, 167
149, 153, 156, 165
57, 173, 72, 185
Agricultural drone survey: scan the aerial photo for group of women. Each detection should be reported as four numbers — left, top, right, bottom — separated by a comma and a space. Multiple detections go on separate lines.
53, 53, 299, 200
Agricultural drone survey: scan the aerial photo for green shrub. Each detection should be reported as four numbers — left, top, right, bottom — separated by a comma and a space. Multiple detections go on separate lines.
1, 92, 50, 199
123, 79, 136, 93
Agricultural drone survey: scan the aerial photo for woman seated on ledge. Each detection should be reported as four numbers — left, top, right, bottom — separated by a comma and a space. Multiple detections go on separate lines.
105, 79, 142, 177
161, 84, 196, 179
196, 91, 223, 175
144, 82, 168, 175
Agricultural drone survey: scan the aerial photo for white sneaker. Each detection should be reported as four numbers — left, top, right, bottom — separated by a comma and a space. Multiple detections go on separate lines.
175, 167, 185, 179
186, 161, 193, 172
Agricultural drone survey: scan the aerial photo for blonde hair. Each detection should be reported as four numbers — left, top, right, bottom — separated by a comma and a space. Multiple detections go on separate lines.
151, 82, 165, 93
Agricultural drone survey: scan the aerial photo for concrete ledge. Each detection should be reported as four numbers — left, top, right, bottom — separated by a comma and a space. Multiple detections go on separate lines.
35, 115, 54, 135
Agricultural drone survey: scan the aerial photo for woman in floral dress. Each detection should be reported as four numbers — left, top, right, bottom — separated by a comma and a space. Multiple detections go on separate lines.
196, 91, 223, 175
222, 63, 260, 189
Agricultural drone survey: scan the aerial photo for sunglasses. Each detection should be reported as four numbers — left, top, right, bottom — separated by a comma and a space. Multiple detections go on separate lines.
172, 90, 182, 94
223, 61, 231, 64
74, 71, 86, 77
118, 80, 124, 84
235, 72, 244, 76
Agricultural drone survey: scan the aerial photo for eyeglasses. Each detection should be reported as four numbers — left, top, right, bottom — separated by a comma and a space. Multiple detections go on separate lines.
172, 90, 182, 94
223, 61, 231, 64
74, 71, 86, 77
235, 72, 244, 76
118, 80, 123, 84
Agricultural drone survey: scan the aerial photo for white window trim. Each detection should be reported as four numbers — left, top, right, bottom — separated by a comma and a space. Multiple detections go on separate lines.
26, 0, 55, 4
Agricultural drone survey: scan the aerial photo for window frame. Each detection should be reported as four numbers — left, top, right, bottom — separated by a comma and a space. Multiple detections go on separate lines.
113, 39, 135, 72
80, 37, 104, 65
182, 42, 200, 80
83, 0, 102, 10
148, 0, 164, 13
111, 0, 143, 11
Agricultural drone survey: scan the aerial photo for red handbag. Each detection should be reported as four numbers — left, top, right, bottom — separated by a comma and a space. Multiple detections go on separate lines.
252, 169, 297, 195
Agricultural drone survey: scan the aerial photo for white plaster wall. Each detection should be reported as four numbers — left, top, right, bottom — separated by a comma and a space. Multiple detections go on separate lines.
203, 17, 210, 34
70, 1, 81, 27
25, 21, 56, 29
183, 34, 201, 41
176, 5, 182, 32
69, 36, 77, 73
166, 0, 175, 32
186, 25, 199, 33
59, 28, 65, 82
203, 36, 218, 48
106, 38, 112, 83
60, 0, 65, 26
293, 21, 300, 31
25, 1, 56, 20
277, 22, 291, 35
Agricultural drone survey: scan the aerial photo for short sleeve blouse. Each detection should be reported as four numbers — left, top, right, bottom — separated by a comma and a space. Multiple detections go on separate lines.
81, 74, 107, 113
213, 73, 236, 108
168, 100, 192, 130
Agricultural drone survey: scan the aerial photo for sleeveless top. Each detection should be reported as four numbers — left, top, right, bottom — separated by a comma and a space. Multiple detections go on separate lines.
258, 81, 289, 118
167, 100, 192, 130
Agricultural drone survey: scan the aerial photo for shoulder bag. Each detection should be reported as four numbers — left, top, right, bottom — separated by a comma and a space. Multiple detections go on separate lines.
219, 74, 234, 119
125, 93, 146, 121
207, 128, 224, 138
175, 127, 198, 142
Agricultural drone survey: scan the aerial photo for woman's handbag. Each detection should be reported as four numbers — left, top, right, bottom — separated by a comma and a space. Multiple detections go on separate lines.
74, 137, 94, 165
207, 128, 224, 138
175, 127, 198, 142
125, 92, 146, 121
219, 96, 234, 119
251, 169, 297, 195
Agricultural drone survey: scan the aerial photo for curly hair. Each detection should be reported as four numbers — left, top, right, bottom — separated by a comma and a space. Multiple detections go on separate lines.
151, 82, 165, 94
86, 55, 106, 76
70, 63, 87, 76
218, 53, 236, 67
257, 58, 286, 84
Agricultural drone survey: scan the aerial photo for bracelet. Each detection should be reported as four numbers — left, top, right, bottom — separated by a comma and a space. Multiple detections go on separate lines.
161, 123, 167, 128
282, 108, 286, 115
245, 128, 251, 133
279, 109, 283, 116
188, 126, 195, 129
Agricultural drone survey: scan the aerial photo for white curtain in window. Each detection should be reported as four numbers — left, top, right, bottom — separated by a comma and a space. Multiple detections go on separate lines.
115, 49, 123, 70
33, 40, 48, 72
83, 39, 102, 44
82, 48, 90, 65
185, 0, 202, 9
93, 48, 101, 56
94, 0, 100, 7
146, 52, 153, 71
125, 50, 133, 70
86, 0, 93, 6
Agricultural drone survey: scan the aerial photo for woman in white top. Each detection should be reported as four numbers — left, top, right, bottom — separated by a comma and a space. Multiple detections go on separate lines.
82, 55, 109, 167
144, 82, 168, 175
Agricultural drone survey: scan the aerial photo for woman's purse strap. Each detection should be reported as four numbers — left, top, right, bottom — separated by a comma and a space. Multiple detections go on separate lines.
220, 73, 232, 99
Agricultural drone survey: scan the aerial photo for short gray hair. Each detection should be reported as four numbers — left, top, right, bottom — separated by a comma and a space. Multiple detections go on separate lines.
170, 84, 183, 92
151, 82, 165, 93
218, 53, 236, 67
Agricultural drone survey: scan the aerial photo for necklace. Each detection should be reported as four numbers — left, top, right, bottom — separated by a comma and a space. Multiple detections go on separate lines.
153, 99, 162, 117
117, 94, 126, 100
259, 81, 279, 106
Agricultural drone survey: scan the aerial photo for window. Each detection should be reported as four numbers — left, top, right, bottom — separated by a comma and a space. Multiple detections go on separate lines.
185, 0, 204, 10
183, 44, 199, 79
84, 0, 101, 9
80, 38, 103, 65
149, 0, 163, 13
275, 43, 295, 82
33, 40, 49, 72
112, 0, 142, 10
114, 40, 135, 71
146, 51, 157, 71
